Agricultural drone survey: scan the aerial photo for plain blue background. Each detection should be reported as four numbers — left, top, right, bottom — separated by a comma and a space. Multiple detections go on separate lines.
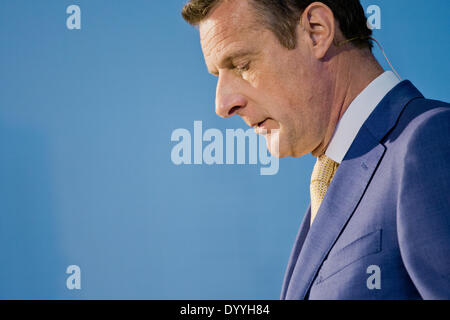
0, 0, 449, 299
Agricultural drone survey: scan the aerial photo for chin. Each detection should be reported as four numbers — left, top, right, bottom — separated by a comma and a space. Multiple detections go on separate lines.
265, 132, 288, 158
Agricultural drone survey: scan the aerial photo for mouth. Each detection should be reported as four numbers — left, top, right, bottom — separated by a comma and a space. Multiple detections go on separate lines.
253, 118, 274, 135
252, 118, 269, 128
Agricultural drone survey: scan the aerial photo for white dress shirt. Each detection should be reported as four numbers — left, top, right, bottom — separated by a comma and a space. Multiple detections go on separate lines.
325, 71, 400, 164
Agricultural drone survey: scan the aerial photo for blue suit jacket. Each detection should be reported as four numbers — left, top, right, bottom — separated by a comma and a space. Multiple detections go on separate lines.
281, 80, 450, 299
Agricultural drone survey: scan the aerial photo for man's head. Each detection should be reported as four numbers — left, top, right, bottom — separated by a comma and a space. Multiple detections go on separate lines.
182, 0, 380, 158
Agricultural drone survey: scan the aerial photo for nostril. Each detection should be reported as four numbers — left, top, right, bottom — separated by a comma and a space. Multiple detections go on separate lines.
228, 106, 240, 116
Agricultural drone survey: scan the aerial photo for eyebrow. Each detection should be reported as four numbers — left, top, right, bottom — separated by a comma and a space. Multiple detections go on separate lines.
207, 49, 256, 76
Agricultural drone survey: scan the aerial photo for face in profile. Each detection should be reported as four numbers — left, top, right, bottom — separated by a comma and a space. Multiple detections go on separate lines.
199, 0, 335, 158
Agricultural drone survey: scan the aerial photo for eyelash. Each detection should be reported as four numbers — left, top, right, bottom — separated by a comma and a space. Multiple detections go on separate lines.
235, 62, 250, 74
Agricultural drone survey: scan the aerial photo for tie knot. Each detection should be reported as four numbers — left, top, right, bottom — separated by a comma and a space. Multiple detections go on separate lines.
311, 155, 339, 185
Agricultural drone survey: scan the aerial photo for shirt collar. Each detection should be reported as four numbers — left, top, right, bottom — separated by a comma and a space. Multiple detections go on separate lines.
325, 71, 400, 164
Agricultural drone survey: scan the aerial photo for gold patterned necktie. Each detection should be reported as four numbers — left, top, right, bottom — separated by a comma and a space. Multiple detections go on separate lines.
310, 155, 339, 225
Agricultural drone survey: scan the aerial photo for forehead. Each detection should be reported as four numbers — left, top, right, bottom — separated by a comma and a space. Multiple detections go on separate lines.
199, 0, 262, 62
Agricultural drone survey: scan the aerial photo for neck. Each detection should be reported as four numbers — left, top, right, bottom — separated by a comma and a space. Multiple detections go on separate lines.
312, 48, 384, 157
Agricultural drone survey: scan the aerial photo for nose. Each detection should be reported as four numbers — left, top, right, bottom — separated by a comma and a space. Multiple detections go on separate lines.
215, 71, 247, 118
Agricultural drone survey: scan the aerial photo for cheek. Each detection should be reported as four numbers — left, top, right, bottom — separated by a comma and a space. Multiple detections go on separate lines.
276, 96, 321, 147
252, 60, 316, 127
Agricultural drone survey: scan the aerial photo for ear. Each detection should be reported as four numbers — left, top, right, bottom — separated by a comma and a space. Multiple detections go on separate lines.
299, 2, 335, 59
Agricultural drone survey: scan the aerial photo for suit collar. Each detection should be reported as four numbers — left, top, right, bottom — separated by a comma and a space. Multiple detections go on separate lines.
283, 80, 423, 299
364, 80, 423, 141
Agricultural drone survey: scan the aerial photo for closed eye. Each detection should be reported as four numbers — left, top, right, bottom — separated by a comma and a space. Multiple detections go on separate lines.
234, 62, 250, 75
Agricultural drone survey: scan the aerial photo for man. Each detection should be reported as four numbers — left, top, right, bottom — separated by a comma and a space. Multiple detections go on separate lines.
181, 0, 450, 299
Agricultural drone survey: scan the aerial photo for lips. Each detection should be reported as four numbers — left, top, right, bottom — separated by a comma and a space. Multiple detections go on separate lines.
251, 118, 269, 128
257, 119, 268, 127
253, 118, 274, 135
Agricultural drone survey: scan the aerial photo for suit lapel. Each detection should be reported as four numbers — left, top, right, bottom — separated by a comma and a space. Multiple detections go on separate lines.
285, 129, 385, 299
280, 206, 311, 299
283, 80, 424, 300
